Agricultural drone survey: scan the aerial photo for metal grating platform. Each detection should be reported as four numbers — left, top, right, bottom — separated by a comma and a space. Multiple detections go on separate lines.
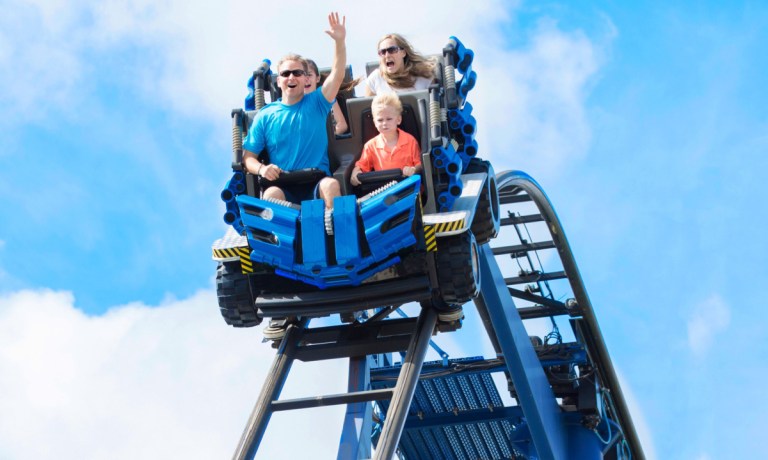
371, 357, 530, 459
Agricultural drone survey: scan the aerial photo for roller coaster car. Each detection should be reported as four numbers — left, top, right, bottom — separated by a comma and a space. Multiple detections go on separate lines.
212, 37, 500, 327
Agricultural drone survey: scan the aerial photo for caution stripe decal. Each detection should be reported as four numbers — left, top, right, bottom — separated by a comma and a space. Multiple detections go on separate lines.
423, 225, 437, 252
213, 246, 250, 260
238, 247, 253, 273
433, 218, 466, 234
213, 248, 234, 259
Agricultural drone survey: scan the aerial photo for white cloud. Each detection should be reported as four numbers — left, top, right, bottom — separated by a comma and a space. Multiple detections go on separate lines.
687, 294, 731, 357
1, 0, 607, 178
151, 2, 609, 180
0, 288, 349, 459
0, 291, 543, 459
0, 2, 617, 455
472, 17, 610, 180
0, 286, 657, 459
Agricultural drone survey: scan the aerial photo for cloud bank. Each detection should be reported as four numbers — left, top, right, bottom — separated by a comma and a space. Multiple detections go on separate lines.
0, 0, 634, 457
1, 0, 607, 179
0, 288, 348, 459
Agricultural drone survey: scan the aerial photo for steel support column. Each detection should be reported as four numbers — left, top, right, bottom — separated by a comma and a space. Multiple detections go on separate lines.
566, 422, 603, 459
477, 245, 567, 460
337, 355, 374, 460
232, 320, 307, 460
373, 306, 438, 459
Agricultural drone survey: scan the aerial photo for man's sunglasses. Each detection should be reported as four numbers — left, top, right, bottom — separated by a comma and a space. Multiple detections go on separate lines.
279, 69, 307, 78
378, 46, 403, 56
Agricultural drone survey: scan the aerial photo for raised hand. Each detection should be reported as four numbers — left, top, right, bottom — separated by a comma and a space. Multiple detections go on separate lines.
324, 12, 346, 42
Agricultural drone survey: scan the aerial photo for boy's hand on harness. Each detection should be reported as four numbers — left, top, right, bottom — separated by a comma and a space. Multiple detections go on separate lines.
350, 170, 361, 186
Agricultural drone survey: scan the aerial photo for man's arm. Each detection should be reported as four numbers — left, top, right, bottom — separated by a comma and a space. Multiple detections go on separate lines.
244, 150, 281, 181
241, 116, 281, 181
332, 102, 348, 134
243, 151, 264, 176
242, 115, 265, 176
321, 12, 347, 104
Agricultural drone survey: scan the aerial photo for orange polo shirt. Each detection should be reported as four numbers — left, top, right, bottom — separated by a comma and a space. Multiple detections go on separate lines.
356, 129, 421, 173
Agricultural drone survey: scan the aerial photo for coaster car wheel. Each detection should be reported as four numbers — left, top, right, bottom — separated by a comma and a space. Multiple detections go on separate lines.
466, 159, 500, 245
216, 262, 261, 327
436, 230, 480, 306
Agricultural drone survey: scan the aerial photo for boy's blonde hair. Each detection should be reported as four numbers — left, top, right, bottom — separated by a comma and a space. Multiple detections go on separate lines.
371, 92, 403, 116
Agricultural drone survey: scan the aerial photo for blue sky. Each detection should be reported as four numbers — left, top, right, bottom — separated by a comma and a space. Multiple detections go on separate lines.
1, 0, 766, 458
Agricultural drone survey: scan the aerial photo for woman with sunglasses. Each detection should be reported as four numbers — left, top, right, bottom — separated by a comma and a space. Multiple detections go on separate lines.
365, 33, 436, 96
305, 59, 349, 135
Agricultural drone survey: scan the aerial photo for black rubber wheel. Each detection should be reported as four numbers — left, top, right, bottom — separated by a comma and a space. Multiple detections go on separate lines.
436, 231, 481, 305
216, 262, 261, 327
466, 159, 500, 245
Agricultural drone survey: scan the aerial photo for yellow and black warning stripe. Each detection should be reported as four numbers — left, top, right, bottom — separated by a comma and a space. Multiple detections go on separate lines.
423, 225, 437, 252
213, 247, 242, 259
213, 246, 254, 273
432, 218, 466, 234
238, 247, 253, 273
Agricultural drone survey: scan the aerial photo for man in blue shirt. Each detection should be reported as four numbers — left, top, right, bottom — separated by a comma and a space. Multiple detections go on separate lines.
242, 12, 347, 210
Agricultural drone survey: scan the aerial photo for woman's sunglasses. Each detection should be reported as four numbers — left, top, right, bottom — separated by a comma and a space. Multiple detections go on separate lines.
378, 46, 403, 56
279, 69, 307, 78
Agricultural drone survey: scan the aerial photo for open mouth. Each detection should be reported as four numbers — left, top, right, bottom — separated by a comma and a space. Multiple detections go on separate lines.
385, 60, 395, 69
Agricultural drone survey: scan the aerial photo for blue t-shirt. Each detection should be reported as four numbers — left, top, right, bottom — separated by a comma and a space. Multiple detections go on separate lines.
243, 90, 333, 175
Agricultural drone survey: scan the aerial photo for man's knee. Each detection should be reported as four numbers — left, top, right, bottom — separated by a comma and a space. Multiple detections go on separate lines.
318, 177, 341, 198
263, 186, 285, 201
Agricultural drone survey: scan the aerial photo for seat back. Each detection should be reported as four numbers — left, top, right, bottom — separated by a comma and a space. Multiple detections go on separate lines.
365, 61, 379, 77
330, 89, 430, 159
359, 100, 424, 153
327, 90, 430, 195
318, 65, 356, 128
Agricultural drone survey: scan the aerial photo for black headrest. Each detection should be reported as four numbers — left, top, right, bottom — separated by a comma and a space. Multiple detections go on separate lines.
360, 104, 421, 150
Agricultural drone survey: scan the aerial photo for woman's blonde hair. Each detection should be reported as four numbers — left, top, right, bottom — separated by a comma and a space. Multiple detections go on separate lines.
377, 33, 435, 89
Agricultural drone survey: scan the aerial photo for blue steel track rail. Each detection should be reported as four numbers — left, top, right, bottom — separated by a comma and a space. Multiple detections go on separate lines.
364, 169, 644, 459
228, 169, 644, 459
484, 170, 645, 460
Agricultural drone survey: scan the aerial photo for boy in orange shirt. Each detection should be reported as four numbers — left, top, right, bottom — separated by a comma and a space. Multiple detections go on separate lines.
350, 93, 421, 186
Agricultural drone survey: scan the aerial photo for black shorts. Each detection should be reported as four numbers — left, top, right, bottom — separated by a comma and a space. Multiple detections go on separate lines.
259, 169, 328, 204
280, 181, 321, 204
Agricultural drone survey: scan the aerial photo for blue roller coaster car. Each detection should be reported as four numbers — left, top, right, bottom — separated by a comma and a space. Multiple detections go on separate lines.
212, 37, 500, 327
